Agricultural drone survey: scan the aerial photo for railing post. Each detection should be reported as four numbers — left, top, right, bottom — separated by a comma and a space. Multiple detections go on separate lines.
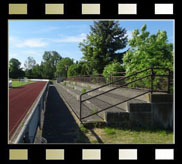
168, 69, 171, 94
151, 68, 154, 94
79, 95, 82, 122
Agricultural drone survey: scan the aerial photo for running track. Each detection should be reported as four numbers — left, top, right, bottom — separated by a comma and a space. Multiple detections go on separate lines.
9, 81, 47, 139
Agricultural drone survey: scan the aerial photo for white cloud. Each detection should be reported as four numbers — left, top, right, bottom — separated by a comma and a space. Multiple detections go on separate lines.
15, 39, 48, 48
9, 36, 48, 48
54, 33, 87, 43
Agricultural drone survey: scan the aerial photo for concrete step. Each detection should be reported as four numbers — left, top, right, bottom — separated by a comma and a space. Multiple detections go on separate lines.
150, 94, 173, 103
64, 80, 172, 104
60, 82, 128, 121
64, 82, 146, 112
61, 80, 173, 129
64, 80, 151, 102
64, 80, 99, 90
54, 82, 104, 124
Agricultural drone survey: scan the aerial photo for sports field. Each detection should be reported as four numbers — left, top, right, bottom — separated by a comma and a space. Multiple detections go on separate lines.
11, 80, 34, 88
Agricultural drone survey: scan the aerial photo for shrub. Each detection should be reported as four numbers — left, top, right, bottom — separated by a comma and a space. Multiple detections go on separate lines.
67, 64, 82, 77
103, 61, 125, 83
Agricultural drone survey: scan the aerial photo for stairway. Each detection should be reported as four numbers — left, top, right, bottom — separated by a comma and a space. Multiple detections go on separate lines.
54, 80, 173, 129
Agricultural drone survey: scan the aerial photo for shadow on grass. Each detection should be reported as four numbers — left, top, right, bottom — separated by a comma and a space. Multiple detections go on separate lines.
42, 85, 90, 143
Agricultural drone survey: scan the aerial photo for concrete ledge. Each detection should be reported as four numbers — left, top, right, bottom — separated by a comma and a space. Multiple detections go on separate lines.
151, 94, 173, 103
129, 103, 152, 113
105, 112, 129, 126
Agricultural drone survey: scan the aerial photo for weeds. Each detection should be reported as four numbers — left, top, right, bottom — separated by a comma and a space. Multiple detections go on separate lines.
80, 124, 88, 134
63, 81, 66, 86
104, 128, 116, 135
81, 88, 86, 94
92, 108, 98, 114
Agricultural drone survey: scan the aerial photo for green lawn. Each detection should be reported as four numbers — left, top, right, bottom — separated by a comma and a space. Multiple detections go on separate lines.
11, 80, 34, 88
80, 126, 173, 144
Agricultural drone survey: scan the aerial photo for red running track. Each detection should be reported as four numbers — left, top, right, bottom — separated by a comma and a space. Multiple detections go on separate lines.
9, 81, 47, 139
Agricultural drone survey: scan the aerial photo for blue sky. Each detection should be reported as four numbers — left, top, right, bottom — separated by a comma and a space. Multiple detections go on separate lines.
9, 20, 174, 68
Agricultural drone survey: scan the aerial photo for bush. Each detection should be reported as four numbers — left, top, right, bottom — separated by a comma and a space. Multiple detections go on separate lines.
67, 64, 82, 77
103, 61, 125, 83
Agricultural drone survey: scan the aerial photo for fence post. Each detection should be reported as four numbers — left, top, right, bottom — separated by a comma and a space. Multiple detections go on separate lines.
151, 68, 154, 94
168, 69, 171, 94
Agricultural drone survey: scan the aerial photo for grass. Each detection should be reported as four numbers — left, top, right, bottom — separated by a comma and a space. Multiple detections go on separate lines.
92, 108, 98, 114
11, 80, 34, 88
88, 85, 91, 89
80, 124, 89, 134
104, 127, 116, 135
81, 126, 173, 144
63, 81, 66, 86
81, 88, 86, 94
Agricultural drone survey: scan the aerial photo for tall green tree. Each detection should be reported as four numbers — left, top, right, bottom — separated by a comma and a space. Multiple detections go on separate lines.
42, 51, 62, 79
9, 58, 24, 78
79, 21, 128, 73
24, 56, 36, 70
32, 64, 42, 78
24, 57, 36, 78
56, 57, 74, 77
123, 24, 173, 89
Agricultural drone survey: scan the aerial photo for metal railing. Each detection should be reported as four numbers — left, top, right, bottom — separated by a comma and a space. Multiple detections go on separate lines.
66, 72, 126, 85
11, 81, 49, 144
79, 67, 171, 122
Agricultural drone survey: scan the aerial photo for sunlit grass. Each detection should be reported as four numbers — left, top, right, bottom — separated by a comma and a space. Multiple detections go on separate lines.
12, 80, 34, 88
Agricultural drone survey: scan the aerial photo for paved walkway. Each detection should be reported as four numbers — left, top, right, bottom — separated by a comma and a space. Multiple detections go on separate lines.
42, 84, 89, 143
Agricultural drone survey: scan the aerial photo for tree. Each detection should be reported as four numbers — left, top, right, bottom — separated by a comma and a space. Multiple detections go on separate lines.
32, 64, 42, 78
67, 64, 82, 77
24, 57, 36, 78
24, 57, 36, 70
123, 24, 173, 89
9, 58, 24, 78
79, 21, 128, 73
56, 57, 74, 77
41, 51, 62, 79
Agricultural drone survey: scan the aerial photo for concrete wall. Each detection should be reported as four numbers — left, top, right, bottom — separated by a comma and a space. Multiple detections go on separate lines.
105, 98, 173, 130
128, 101, 173, 130
152, 103, 173, 129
